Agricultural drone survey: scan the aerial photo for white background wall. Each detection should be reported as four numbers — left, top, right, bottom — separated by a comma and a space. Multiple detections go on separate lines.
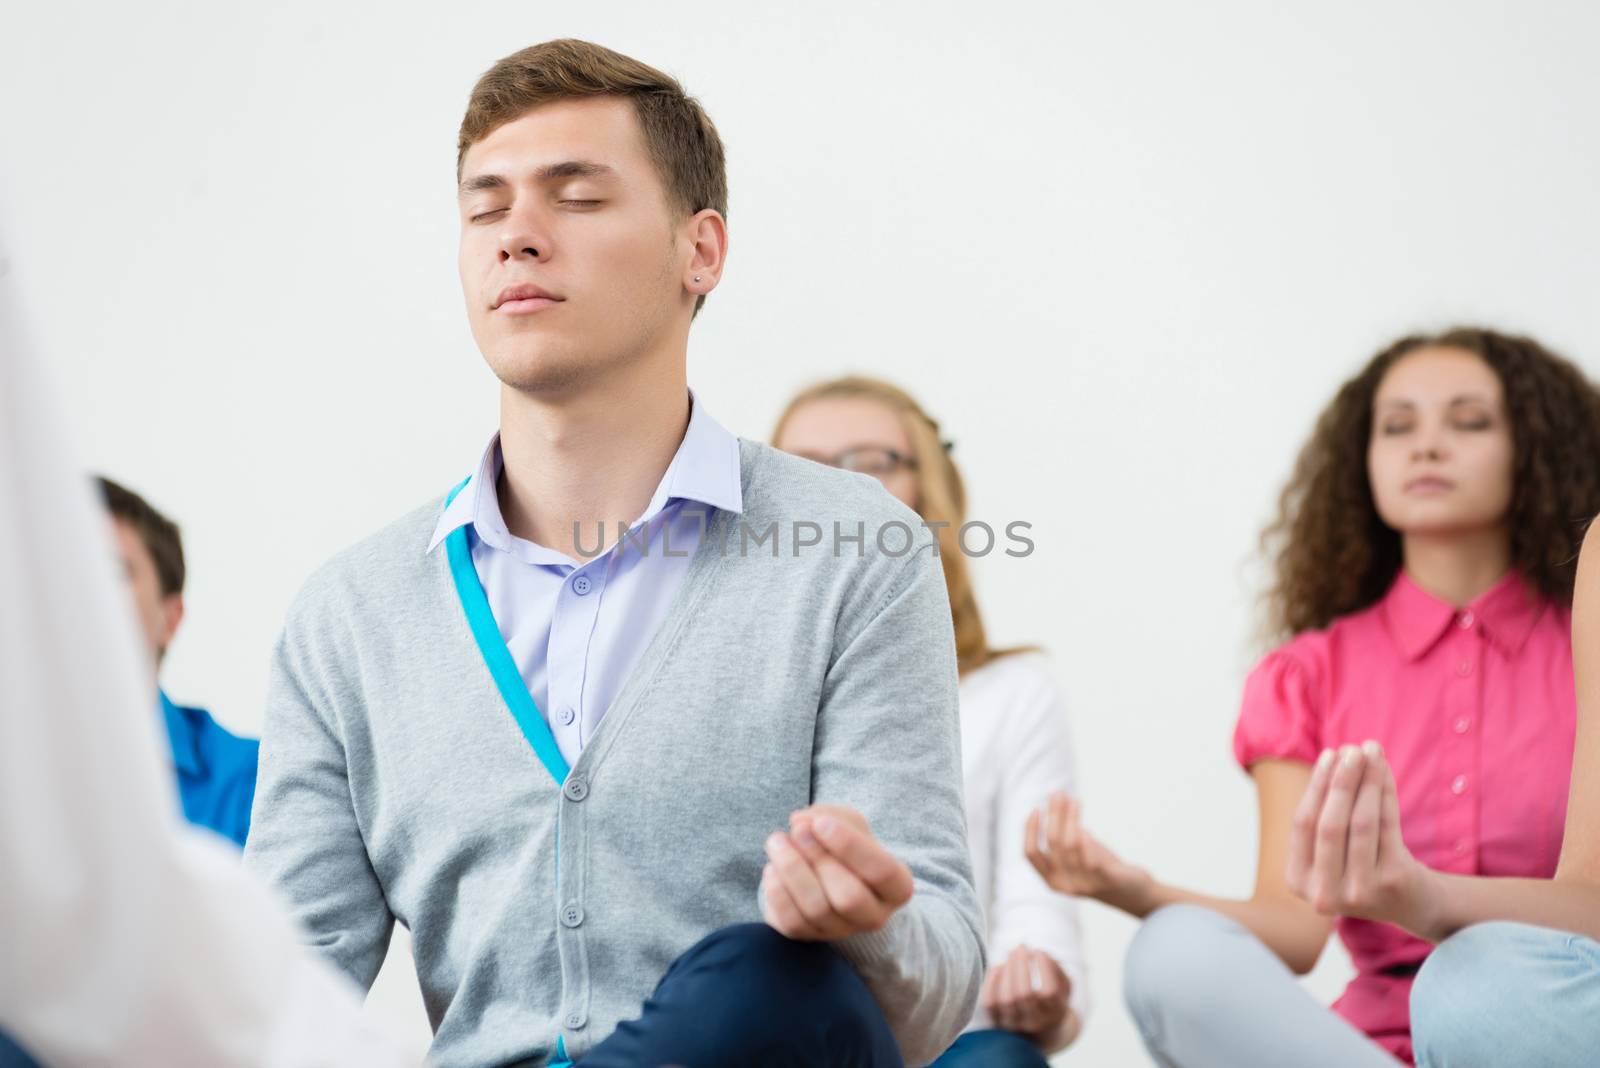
5, 2, 1599, 1063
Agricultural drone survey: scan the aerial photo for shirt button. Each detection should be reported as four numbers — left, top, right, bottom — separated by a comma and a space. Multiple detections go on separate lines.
561, 902, 584, 928
572, 575, 593, 596
1454, 839, 1470, 855
563, 776, 589, 802
560, 706, 576, 726
1456, 661, 1473, 677
1451, 774, 1468, 795
1453, 717, 1471, 734
565, 1011, 587, 1030
1458, 611, 1475, 629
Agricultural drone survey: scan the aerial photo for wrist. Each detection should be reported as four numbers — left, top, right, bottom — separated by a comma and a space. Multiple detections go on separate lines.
1102, 865, 1157, 917
1033, 1006, 1081, 1053
1401, 865, 1450, 942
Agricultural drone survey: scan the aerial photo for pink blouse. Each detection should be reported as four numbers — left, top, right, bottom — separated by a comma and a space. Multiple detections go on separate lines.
1233, 570, 1576, 1064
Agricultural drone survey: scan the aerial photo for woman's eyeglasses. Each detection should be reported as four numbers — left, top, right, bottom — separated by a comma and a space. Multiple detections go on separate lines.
808, 446, 917, 476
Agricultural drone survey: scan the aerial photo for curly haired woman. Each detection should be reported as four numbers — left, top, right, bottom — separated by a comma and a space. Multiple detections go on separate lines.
1023, 328, 1600, 1065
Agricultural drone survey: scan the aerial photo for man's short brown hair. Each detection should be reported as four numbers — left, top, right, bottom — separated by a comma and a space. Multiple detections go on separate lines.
97, 475, 185, 597
458, 39, 728, 227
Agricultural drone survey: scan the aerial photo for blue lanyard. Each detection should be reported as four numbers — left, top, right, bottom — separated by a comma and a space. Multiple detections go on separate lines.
442, 479, 572, 787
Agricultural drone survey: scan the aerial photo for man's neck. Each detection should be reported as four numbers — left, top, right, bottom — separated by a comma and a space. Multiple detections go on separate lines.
1401, 525, 1513, 607
496, 358, 691, 559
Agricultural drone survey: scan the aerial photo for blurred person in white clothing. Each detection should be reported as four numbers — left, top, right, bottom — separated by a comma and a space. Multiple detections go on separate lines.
774, 375, 1088, 1066
0, 233, 414, 1068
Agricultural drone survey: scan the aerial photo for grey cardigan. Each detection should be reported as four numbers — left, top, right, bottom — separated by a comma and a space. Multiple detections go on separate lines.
244, 440, 984, 1067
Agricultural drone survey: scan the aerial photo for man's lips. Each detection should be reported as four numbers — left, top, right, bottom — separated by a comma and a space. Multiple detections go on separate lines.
492, 283, 564, 313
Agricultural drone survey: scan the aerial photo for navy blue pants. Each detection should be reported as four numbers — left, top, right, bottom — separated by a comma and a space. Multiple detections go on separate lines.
0, 925, 903, 1068
577, 922, 903, 1068
0, 1032, 37, 1068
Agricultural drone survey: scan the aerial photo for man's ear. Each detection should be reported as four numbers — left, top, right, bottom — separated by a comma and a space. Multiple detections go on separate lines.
682, 209, 729, 299
158, 593, 185, 657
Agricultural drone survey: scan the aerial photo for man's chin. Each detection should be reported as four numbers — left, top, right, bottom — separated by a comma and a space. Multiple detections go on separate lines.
485, 348, 595, 396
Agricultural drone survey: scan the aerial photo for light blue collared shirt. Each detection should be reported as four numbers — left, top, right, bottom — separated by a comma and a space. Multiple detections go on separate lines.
428, 394, 743, 767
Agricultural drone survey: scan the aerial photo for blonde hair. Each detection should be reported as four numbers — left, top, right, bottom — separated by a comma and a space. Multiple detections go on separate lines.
772, 375, 1034, 677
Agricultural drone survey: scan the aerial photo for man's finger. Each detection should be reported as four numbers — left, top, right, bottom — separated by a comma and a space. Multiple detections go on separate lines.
789, 816, 887, 928
811, 815, 914, 906
812, 851, 891, 932
762, 864, 825, 940
765, 832, 839, 932
798, 804, 869, 835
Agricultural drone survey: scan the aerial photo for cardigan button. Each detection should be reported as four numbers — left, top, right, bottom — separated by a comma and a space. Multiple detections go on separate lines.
563, 777, 589, 802
566, 1010, 587, 1030
561, 903, 584, 928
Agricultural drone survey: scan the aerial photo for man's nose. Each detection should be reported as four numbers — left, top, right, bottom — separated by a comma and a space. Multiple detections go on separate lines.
497, 205, 552, 264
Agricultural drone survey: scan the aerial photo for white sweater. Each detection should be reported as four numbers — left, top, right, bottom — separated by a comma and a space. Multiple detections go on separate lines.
958, 651, 1090, 1033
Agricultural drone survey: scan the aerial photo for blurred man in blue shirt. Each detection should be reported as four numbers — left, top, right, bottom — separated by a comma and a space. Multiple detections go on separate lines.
98, 476, 259, 848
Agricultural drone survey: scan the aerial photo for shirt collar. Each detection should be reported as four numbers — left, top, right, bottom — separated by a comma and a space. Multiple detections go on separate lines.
427, 390, 743, 557
1381, 569, 1546, 661
159, 689, 203, 777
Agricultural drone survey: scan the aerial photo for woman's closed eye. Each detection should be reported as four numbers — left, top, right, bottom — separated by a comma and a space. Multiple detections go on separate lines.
1450, 413, 1494, 431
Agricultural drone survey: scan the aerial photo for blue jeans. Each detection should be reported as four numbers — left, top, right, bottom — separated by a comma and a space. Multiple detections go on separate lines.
929, 1029, 1050, 1067
1412, 921, 1600, 1068
576, 922, 903, 1068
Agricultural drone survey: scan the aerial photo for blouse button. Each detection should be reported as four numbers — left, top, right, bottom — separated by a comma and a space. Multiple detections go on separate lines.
1456, 661, 1473, 677
1458, 611, 1475, 629
1451, 774, 1469, 795
1453, 717, 1471, 734
1453, 839, 1470, 855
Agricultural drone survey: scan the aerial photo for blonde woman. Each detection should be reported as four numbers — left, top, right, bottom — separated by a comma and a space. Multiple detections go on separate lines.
774, 376, 1087, 1066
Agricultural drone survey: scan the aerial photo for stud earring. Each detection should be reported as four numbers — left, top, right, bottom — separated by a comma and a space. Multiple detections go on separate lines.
693, 275, 702, 282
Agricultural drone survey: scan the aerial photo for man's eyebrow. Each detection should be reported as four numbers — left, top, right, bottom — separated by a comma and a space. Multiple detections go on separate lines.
458, 161, 617, 196
535, 160, 616, 181
458, 173, 508, 197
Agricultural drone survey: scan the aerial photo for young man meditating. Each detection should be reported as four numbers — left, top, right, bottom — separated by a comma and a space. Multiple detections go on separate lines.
244, 39, 982, 1068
